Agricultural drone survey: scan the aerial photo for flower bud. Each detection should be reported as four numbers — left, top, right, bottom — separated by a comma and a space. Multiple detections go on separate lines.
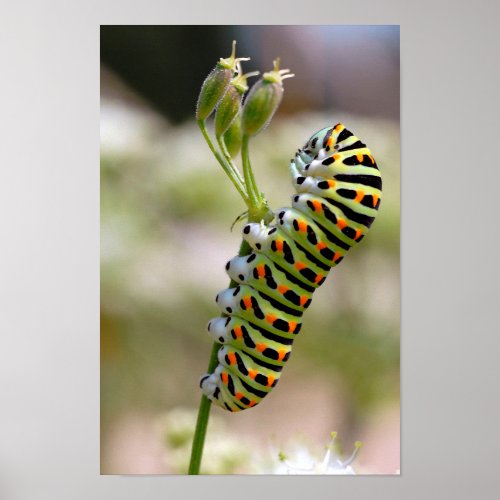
241, 58, 294, 137
223, 112, 243, 157
215, 85, 240, 136
215, 67, 259, 136
196, 41, 250, 121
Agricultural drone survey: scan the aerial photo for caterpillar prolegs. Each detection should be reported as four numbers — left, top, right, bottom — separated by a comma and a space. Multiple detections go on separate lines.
200, 123, 382, 412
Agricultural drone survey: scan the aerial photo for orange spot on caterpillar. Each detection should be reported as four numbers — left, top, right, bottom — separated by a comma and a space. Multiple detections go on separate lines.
354, 190, 364, 203
354, 229, 363, 240
256, 343, 267, 353
295, 262, 307, 271
233, 326, 243, 338
267, 375, 275, 387
257, 264, 266, 278
297, 220, 308, 233
227, 352, 237, 365
334, 124, 343, 132
277, 285, 289, 294
316, 242, 327, 250
372, 194, 379, 207
266, 314, 278, 324
300, 296, 309, 307
328, 179, 336, 189
248, 369, 257, 379
288, 321, 297, 333
278, 349, 287, 361
356, 153, 364, 163
243, 296, 252, 309
248, 400, 257, 407
275, 240, 284, 252
235, 392, 244, 400
337, 219, 347, 230
332, 252, 341, 262
314, 274, 324, 284
333, 154, 341, 161
311, 200, 323, 212
221, 372, 229, 384
326, 136, 334, 147
368, 154, 375, 164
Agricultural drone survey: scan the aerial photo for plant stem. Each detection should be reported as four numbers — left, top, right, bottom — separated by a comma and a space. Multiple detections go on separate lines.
190, 119, 269, 475
198, 119, 248, 205
216, 133, 241, 181
241, 134, 262, 210
188, 342, 219, 475
188, 239, 252, 475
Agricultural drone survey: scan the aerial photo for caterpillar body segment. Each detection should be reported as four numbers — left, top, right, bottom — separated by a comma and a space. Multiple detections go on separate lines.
215, 285, 303, 337
225, 253, 313, 311
243, 223, 328, 288
200, 123, 382, 411
207, 316, 293, 366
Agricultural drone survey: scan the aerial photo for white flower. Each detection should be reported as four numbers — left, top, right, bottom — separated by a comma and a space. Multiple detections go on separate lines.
275, 432, 361, 475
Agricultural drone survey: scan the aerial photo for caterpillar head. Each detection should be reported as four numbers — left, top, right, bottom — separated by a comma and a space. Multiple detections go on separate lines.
301, 124, 380, 181
297, 126, 331, 163
294, 124, 361, 178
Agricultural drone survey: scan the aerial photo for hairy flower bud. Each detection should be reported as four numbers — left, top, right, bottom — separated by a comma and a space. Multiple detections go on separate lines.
215, 67, 259, 136
196, 69, 231, 121
241, 58, 294, 137
215, 85, 240, 136
223, 112, 243, 157
196, 41, 250, 121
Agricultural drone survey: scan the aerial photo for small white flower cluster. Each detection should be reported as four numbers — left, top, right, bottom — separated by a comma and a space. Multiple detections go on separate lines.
161, 409, 363, 475
273, 432, 362, 475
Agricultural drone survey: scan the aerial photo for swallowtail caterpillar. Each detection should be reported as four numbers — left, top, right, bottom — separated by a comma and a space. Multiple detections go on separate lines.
200, 123, 382, 411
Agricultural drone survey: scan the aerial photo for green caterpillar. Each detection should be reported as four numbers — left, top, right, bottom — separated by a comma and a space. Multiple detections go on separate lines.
200, 123, 382, 412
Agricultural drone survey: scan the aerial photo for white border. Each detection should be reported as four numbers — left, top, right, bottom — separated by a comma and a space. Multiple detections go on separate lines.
1, 0, 499, 498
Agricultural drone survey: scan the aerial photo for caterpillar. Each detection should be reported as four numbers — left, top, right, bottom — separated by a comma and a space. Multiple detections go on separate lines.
200, 123, 382, 412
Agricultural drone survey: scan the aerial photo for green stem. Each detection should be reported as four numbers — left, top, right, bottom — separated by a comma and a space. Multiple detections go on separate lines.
198, 120, 248, 205
216, 133, 242, 184
241, 134, 262, 211
190, 119, 271, 475
188, 239, 252, 475
188, 342, 219, 475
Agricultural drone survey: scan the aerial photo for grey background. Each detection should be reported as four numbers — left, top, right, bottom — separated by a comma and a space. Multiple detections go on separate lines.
0, 0, 499, 499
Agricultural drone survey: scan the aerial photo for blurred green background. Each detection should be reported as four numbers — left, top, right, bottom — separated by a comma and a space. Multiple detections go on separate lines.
100, 25, 400, 474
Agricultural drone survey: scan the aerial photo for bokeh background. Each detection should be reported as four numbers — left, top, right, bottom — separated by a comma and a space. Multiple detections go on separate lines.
100, 25, 400, 474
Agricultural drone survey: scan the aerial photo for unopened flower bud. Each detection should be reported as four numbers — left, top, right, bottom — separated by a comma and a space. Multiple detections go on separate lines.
196, 41, 250, 121
223, 112, 243, 157
215, 67, 259, 136
241, 58, 294, 137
